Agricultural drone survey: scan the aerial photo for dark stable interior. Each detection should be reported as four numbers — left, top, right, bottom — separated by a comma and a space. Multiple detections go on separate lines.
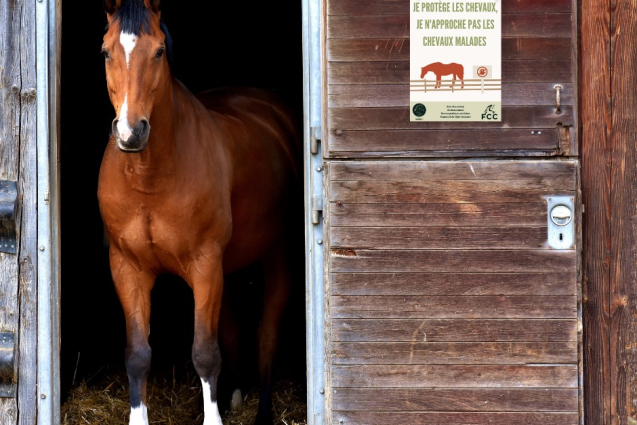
59, 0, 305, 407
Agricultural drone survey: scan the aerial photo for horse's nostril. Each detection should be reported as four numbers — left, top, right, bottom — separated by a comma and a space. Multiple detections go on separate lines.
136, 119, 150, 138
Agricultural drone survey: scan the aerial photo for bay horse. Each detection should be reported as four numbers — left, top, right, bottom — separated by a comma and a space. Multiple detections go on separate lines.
97, 1, 301, 424
420, 62, 465, 89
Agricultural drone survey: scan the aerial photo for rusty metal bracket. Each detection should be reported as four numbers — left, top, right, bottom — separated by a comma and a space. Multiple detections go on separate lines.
0, 181, 18, 254
0, 333, 15, 397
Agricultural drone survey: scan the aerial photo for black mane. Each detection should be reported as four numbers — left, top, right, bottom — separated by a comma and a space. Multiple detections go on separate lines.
107, 0, 174, 64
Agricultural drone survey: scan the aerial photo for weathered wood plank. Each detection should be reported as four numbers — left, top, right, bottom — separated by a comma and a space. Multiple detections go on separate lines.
332, 319, 578, 342
331, 411, 579, 425
328, 14, 572, 39
328, 129, 559, 155
17, 1, 38, 424
609, 0, 637, 423
331, 295, 577, 319
328, 106, 572, 132
329, 60, 573, 85
331, 272, 576, 296
0, 0, 24, 421
330, 203, 548, 228
329, 160, 576, 181
331, 250, 576, 273
328, 38, 571, 62
332, 364, 578, 388
580, 0, 611, 421
332, 388, 578, 411
328, 0, 572, 16
330, 181, 575, 204
331, 226, 548, 249
329, 83, 574, 108
332, 341, 578, 364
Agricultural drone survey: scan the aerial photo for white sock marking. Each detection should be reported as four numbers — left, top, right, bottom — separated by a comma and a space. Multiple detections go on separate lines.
129, 403, 148, 425
230, 388, 243, 411
201, 379, 223, 425
117, 94, 133, 142
120, 31, 138, 69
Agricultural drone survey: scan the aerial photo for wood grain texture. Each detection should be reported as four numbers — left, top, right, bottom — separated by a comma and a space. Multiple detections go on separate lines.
328, 106, 572, 133
329, 60, 572, 85
332, 341, 578, 364
332, 364, 578, 388
332, 388, 578, 411
331, 411, 579, 425
331, 295, 577, 319
17, 2, 38, 425
330, 202, 548, 228
328, 129, 559, 156
328, 14, 572, 39
331, 226, 549, 249
330, 181, 575, 204
609, 0, 637, 423
0, 0, 24, 423
329, 83, 574, 108
0, 1, 38, 424
328, 0, 571, 16
331, 272, 576, 296
580, 0, 611, 422
328, 38, 571, 62
332, 319, 578, 342
329, 160, 576, 181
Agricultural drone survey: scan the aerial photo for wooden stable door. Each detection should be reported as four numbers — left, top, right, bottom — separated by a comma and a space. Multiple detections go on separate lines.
321, 0, 582, 424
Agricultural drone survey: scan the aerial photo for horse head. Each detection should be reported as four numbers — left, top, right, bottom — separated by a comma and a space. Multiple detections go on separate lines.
420, 65, 429, 79
102, 0, 172, 152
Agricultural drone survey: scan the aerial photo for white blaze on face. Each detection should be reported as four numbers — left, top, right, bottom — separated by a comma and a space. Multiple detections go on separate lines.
120, 31, 138, 69
116, 31, 138, 142
129, 403, 148, 425
117, 94, 133, 142
201, 379, 223, 425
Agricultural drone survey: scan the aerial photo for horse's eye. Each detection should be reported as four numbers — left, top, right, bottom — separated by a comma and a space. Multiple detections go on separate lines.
102, 49, 110, 60
155, 48, 165, 59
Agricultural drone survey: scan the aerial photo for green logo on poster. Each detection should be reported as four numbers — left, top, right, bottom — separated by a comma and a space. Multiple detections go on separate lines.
481, 104, 498, 120
413, 103, 427, 117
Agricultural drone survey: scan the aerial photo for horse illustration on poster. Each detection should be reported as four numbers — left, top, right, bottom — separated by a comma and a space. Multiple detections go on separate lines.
420, 62, 465, 90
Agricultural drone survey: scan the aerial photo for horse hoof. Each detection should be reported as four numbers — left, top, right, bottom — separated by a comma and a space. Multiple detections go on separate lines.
230, 389, 243, 411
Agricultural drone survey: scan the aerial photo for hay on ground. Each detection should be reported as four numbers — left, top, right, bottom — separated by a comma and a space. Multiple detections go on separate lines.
61, 370, 307, 425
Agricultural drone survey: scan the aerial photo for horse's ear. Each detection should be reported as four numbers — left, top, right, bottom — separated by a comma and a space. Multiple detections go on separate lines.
104, 0, 121, 16
144, 0, 161, 13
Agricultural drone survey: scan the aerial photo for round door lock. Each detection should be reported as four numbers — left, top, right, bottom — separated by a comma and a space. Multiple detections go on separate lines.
550, 205, 573, 226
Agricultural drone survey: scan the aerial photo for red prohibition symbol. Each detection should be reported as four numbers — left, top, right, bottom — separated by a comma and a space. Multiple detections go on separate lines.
477, 66, 489, 78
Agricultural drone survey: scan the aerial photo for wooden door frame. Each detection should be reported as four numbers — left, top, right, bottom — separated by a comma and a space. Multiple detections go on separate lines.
581, 0, 637, 424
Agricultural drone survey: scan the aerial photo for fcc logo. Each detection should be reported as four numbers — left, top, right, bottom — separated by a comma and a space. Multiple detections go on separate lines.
481, 104, 498, 120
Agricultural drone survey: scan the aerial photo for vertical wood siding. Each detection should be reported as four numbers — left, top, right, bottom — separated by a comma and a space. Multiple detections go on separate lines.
325, 160, 580, 425
0, 1, 37, 424
325, 0, 577, 158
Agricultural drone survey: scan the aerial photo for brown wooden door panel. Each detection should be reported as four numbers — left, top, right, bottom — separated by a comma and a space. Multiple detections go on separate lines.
324, 0, 577, 158
324, 159, 580, 424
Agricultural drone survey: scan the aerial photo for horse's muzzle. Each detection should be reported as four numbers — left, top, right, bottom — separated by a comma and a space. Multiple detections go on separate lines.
112, 118, 151, 152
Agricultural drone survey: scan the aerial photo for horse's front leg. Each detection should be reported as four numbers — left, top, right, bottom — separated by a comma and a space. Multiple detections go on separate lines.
110, 249, 155, 425
187, 250, 225, 425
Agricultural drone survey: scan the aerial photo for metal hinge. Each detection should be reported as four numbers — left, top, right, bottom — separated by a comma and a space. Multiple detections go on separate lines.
312, 196, 323, 225
0, 181, 18, 254
0, 332, 15, 397
310, 126, 321, 155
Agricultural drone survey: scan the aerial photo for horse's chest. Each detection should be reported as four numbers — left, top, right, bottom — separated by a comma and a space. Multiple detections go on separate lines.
113, 207, 200, 271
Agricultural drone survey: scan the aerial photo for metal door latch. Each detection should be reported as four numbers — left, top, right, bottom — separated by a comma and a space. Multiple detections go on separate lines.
0, 332, 15, 397
547, 196, 574, 249
0, 181, 18, 254
554, 84, 563, 114
312, 197, 323, 225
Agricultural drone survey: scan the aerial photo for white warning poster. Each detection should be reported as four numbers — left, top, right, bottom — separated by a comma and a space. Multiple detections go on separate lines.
410, 1, 502, 121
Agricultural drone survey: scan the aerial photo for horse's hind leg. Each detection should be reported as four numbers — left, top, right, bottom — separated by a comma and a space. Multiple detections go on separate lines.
188, 250, 225, 425
255, 240, 292, 425
110, 249, 155, 425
